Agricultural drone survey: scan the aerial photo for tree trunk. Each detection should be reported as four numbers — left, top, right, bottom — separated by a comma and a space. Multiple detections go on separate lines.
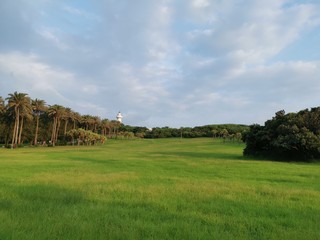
107, 127, 111, 138
18, 116, 24, 145
12, 114, 17, 147
64, 120, 68, 136
13, 108, 20, 146
55, 118, 61, 143
51, 117, 57, 146
34, 115, 39, 145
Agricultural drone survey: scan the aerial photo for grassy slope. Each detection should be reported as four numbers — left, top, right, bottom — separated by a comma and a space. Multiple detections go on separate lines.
0, 138, 319, 240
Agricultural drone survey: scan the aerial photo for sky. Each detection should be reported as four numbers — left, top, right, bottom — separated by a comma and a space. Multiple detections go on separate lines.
1, 0, 320, 128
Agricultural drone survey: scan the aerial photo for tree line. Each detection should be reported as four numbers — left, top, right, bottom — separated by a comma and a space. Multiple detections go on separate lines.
0, 92, 249, 147
0, 92, 122, 147
244, 108, 320, 161
120, 124, 249, 140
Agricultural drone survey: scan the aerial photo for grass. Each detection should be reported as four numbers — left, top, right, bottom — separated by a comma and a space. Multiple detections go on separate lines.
0, 138, 319, 240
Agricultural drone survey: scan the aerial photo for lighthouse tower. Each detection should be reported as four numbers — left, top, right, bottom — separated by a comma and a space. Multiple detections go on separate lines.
116, 111, 123, 123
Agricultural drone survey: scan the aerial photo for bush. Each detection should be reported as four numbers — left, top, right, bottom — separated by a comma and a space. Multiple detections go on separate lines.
244, 108, 320, 161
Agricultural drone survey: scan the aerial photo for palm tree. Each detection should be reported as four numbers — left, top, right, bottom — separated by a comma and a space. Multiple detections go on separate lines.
18, 109, 33, 145
32, 98, 47, 145
110, 120, 121, 138
48, 104, 64, 146
83, 115, 101, 132
0, 96, 6, 143
101, 119, 110, 136
70, 111, 81, 130
6, 92, 32, 147
63, 107, 72, 136
92, 116, 101, 133
81, 115, 96, 131
0, 96, 5, 114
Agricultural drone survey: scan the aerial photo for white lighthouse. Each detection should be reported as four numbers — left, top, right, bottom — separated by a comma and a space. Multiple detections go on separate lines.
116, 111, 123, 123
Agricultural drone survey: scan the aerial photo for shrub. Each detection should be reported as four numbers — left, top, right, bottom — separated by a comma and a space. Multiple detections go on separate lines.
244, 108, 320, 161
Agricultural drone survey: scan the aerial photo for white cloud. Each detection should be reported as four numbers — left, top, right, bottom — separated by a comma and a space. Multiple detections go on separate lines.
37, 28, 69, 50
1, 0, 320, 127
105, 63, 170, 106
228, 60, 320, 113
81, 84, 100, 95
63, 5, 101, 22
184, 0, 320, 64
0, 52, 84, 106
192, 0, 210, 8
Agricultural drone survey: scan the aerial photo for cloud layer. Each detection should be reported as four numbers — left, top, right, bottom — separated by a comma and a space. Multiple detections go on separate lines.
1, 0, 320, 127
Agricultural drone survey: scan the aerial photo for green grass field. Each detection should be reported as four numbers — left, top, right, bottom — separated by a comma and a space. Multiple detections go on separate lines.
0, 138, 319, 240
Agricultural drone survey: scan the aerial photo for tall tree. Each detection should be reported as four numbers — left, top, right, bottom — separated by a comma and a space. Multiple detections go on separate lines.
6, 92, 32, 147
81, 115, 97, 131
0, 96, 5, 114
32, 98, 47, 145
48, 104, 64, 146
101, 119, 110, 136
63, 107, 72, 136
72, 111, 81, 130
92, 116, 101, 133
110, 120, 121, 138
0, 96, 6, 143
18, 109, 33, 145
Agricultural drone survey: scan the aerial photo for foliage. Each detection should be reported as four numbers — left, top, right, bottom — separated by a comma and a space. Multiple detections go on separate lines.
6, 92, 32, 147
244, 108, 320, 161
121, 124, 249, 139
67, 128, 106, 145
32, 98, 47, 145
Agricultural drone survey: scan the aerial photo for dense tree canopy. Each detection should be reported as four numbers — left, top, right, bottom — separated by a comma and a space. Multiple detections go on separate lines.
244, 108, 320, 161
120, 124, 248, 140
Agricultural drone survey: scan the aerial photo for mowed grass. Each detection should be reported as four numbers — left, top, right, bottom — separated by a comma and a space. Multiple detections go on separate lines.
0, 138, 319, 240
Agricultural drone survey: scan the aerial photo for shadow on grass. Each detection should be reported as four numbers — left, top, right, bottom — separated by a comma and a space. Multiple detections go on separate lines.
151, 151, 245, 161
68, 156, 119, 165
243, 154, 320, 164
15, 184, 86, 205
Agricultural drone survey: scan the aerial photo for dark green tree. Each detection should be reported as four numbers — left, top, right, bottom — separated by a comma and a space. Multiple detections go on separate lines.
244, 108, 320, 161
32, 98, 47, 145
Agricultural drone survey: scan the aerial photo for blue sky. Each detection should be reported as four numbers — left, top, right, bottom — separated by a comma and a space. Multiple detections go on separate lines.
1, 0, 320, 127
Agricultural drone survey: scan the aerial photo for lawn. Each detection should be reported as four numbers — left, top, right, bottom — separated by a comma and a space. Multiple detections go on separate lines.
0, 138, 319, 240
